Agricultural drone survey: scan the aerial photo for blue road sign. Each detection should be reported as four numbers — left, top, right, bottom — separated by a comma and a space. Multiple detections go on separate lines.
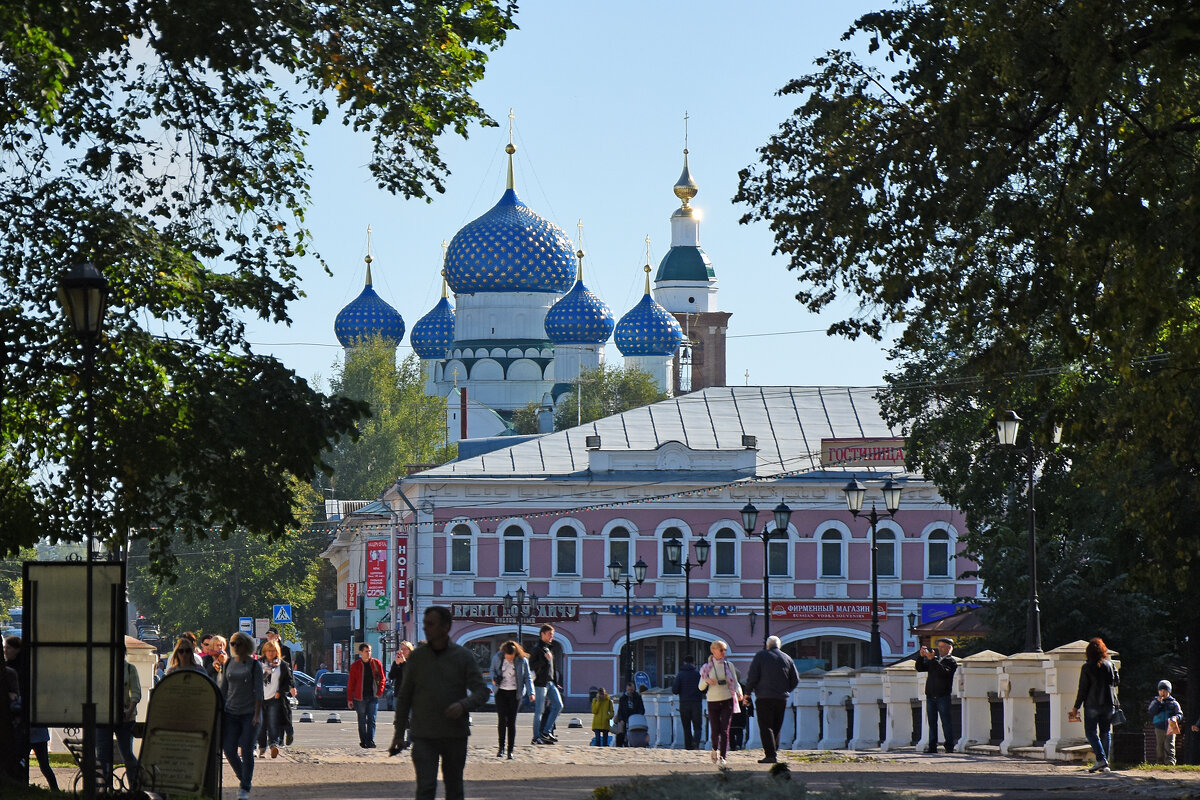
238, 616, 253, 634
272, 604, 293, 625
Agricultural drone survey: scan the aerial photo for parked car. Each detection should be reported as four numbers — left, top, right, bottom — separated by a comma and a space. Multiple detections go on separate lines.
314, 671, 348, 708
292, 669, 316, 708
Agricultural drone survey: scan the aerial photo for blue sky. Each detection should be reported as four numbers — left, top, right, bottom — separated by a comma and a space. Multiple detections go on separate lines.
243, 1, 893, 392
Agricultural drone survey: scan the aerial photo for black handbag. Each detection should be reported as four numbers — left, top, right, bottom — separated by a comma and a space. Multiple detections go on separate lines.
1110, 707, 1127, 727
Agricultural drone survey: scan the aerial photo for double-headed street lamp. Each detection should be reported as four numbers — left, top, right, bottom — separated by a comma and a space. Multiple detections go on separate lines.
665, 535, 710, 656
608, 557, 647, 690
57, 261, 110, 800
740, 501, 793, 647
843, 478, 902, 667
995, 410, 1061, 654
503, 586, 538, 648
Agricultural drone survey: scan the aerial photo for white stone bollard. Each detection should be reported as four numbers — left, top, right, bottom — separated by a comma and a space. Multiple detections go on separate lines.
792, 670, 824, 749
999, 651, 1049, 754
848, 667, 885, 750
881, 659, 921, 752
1041, 640, 1098, 760
956, 649, 1006, 752
818, 668, 855, 750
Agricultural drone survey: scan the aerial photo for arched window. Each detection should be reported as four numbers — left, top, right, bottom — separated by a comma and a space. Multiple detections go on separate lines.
502, 524, 525, 574
713, 527, 738, 576
450, 523, 473, 573
608, 526, 630, 576
819, 529, 843, 578
661, 526, 684, 576
555, 526, 578, 575
767, 529, 789, 577
927, 529, 951, 578
876, 530, 897, 578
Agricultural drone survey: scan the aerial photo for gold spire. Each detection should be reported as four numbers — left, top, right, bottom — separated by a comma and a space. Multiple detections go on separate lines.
364, 225, 374, 286
643, 235, 652, 294
575, 219, 585, 282
440, 239, 449, 298
674, 111, 698, 209
505, 108, 516, 191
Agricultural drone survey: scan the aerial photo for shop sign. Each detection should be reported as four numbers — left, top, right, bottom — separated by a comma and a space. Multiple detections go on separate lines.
365, 539, 388, 598
820, 437, 906, 468
608, 603, 738, 617
450, 602, 580, 623
770, 601, 887, 620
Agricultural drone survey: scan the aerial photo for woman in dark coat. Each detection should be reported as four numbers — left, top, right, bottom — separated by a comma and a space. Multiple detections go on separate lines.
1071, 637, 1120, 773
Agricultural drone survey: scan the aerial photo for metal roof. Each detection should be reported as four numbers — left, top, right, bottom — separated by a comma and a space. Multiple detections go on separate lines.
410, 385, 895, 481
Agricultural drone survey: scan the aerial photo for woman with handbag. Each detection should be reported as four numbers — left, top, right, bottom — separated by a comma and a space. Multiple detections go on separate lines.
1071, 637, 1120, 773
699, 639, 743, 766
1148, 679, 1184, 765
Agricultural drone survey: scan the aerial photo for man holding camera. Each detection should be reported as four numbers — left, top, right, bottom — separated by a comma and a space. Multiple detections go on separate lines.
915, 637, 958, 753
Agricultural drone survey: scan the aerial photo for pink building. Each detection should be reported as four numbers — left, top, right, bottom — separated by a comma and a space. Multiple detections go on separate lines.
378, 385, 979, 708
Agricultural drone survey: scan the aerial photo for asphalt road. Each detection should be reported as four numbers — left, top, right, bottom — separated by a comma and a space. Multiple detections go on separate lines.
38, 709, 1200, 800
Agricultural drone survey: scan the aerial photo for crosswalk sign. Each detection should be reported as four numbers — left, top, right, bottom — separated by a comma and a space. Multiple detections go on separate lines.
272, 604, 293, 625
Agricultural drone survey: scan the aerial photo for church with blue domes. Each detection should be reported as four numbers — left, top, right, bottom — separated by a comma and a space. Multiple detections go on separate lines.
334, 125, 729, 440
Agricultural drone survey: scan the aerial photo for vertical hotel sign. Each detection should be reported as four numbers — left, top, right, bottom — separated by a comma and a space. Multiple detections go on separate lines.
365, 539, 388, 597
395, 535, 409, 614
820, 438, 907, 468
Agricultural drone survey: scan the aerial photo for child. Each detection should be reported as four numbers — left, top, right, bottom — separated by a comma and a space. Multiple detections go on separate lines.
1149, 680, 1184, 765
591, 686, 614, 746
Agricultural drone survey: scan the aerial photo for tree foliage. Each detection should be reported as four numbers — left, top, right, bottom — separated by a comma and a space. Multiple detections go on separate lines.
738, 0, 1200, 701
128, 477, 325, 647
553, 364, 667, 431
320, 336, 456, 499
0, 1, 516, 567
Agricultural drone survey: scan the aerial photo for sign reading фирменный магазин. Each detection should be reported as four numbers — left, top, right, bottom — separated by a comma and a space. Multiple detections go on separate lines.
450, 602, 742, 622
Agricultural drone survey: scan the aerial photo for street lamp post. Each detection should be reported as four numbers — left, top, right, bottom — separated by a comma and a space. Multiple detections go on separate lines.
57, 261, 109, 800
843, 478, 902, 667
608, 557, 647, 690
665, 535, 710, 658
740, 501, 792, 647
503, 586, 538, 649
995, 410, 1060, 653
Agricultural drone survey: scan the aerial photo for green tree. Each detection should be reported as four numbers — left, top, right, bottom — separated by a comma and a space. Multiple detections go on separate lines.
0, 1, 516, 568
321, 335, 456, 499
737, 0, 1200, 703
510, 401, 542, 435
553, 364, 667, 431
128, 478, 325, 646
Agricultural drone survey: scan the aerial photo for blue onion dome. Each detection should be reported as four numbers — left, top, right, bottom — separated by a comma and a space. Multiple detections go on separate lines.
615, 266, 685, 357
411, 275, 456, 359
334, 257, 405, 347
443, 141, 576, 294
544, 253, 614, 345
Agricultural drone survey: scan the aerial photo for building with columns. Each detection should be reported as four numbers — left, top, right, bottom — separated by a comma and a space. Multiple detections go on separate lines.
363, 385, 979, 708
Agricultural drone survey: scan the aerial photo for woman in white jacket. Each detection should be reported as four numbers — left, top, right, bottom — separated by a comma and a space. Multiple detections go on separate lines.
698, 639, 743, 765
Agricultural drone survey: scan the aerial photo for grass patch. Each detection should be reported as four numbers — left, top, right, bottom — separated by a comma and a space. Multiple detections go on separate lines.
591, 772, 914, 800
784, 753, 878, 765
1128, 762, 1200, 772
0, 784, 71, 799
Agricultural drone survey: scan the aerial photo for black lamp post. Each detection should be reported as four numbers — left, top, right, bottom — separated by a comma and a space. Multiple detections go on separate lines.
665, 535, 710, 658
995, 410, 1061, 653
740, 501, 792, 647
843, 478, 902, 667
608, 557, 647, 690
57, 261, 109, 800
503, 586, 538, 649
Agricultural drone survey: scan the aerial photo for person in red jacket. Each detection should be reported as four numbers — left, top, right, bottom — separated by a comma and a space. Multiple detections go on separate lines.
347, 643, 386, 748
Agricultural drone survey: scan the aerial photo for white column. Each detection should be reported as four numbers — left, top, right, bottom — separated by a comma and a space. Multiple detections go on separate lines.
818, 668, 854, 750
1041, 640, 1093, 760
957, 649, 1006, 752
778, 691, 797, 751
999, 652, 1050, 754
848, 668, 885, 749
792, 672, 823, 749
881, 660, 921, 751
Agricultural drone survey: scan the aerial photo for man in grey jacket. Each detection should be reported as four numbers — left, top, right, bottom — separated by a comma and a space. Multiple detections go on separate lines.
744, 635, 800, 764
390, 607, 490, 800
